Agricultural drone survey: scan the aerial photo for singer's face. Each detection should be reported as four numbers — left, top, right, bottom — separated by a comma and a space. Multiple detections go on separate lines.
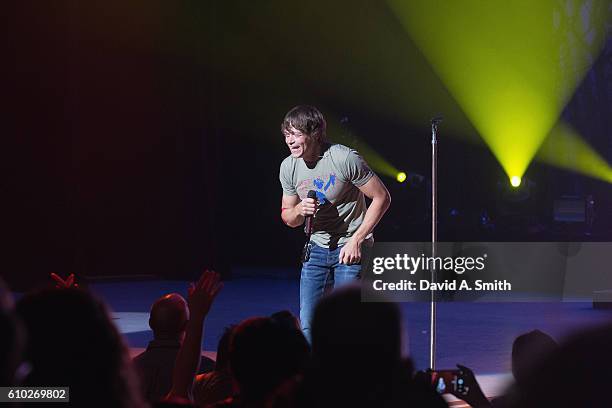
284, 126, 319, 161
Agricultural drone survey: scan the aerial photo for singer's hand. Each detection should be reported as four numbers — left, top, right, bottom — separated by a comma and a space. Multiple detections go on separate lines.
300, 198, 318, 217
339, 238, 361, 265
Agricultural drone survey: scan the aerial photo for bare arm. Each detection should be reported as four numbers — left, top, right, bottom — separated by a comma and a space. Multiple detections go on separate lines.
166, 271, 223, 401
353, 175, 391, 242
339, 175, 391, 264
281, 194, 317, 228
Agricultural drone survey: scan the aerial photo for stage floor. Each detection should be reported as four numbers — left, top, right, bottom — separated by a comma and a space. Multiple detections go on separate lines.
90, 277, 612, 399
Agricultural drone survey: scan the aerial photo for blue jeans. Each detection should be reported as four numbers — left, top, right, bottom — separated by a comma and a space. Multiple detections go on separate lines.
300, 242, 367, 344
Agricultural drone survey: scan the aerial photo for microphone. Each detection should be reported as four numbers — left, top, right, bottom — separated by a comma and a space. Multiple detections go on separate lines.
304, 190, 318, 236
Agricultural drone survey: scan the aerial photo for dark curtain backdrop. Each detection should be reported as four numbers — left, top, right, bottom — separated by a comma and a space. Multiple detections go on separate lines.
4, 2, 612, 290
5, 2, 227, 289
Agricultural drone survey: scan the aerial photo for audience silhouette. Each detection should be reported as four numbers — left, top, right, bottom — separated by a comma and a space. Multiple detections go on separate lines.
134, 292, 215, 402
16, 287, 146, 407
3, 273, 610, 408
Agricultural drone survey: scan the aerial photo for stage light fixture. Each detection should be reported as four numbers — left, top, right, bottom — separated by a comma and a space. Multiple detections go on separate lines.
510, 176, 521, 188
397, 172, 407, 183
388, 0, 609, 182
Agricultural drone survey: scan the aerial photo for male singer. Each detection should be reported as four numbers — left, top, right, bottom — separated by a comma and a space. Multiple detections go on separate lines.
279, 105, 391, 342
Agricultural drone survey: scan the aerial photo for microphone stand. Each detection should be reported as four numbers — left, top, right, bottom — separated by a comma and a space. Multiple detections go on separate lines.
430, 117, 442, 370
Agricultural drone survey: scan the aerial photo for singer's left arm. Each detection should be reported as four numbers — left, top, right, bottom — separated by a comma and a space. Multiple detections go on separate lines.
339, 176, 391, 264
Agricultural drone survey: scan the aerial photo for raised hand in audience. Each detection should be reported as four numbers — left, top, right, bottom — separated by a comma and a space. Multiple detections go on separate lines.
50, 272, 78, 289
167, 270, 223, 401
187, 271, 222, 320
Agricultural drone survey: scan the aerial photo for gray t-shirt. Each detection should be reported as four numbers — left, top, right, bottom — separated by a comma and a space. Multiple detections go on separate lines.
279, 143, 374, 248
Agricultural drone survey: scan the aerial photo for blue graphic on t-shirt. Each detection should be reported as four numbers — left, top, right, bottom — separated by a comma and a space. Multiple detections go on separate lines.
312, 174, 336, 205
315, 191, 327, 204
324, 174, 336, 191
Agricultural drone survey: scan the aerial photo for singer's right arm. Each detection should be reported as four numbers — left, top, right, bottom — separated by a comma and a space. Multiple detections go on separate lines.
281, 194, 316, 227
281, 194, 304, 228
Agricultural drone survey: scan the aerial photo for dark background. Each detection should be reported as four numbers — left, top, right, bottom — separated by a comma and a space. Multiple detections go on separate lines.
4, 2, 612, 290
